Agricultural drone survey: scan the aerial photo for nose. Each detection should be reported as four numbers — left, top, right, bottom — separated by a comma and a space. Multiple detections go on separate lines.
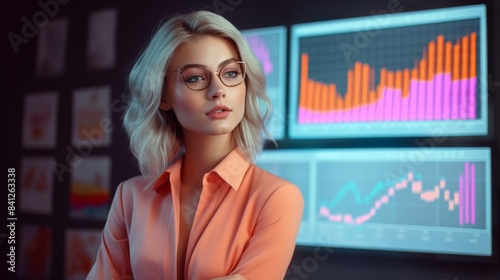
207, 73, 226, 99
208, 88, 226, 100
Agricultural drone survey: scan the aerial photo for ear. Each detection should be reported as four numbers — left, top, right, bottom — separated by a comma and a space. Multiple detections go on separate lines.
159, 98, 171, 110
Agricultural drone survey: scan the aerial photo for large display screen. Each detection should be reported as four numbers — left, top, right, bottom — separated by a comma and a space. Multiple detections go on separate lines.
256, 147, 492, 257
242, 26, 287, 140
288, 5, 488, 138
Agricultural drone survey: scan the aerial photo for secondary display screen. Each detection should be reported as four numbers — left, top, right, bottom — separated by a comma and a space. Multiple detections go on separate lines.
256, 147, 492, 256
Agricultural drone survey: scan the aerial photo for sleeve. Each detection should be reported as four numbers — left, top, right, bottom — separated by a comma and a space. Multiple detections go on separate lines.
86, 182, 133, 280
230, 183, 304, 280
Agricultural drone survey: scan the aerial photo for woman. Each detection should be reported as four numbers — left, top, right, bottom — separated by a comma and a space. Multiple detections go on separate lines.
86, 10, 303, 280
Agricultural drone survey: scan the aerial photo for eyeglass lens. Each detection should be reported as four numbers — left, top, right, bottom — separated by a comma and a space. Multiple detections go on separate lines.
181, 62, 246, 90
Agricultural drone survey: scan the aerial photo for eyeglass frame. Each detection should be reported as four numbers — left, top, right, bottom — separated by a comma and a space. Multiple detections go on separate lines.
165, 61, 247, 91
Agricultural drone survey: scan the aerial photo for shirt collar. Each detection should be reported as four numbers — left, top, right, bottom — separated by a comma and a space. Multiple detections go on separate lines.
146, 148, 250, 192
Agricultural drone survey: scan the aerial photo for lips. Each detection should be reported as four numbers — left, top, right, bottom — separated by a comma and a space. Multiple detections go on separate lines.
206, 105, 231, 115
206, 105, 232, 119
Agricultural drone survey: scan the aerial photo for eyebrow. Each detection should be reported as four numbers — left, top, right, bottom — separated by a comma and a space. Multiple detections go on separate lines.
180, 58, 238, 71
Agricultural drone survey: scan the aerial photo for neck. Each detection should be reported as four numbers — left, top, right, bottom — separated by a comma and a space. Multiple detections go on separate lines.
181, 131, 235, 186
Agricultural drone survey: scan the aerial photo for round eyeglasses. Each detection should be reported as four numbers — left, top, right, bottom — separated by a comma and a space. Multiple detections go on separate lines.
167, 61, 247, 91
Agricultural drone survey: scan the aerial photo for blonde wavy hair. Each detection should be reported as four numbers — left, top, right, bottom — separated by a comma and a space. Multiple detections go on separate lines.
123, 10, 272, 180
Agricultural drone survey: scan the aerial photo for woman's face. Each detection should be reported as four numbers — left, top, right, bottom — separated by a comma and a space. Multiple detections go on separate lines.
162, 35, 246, 138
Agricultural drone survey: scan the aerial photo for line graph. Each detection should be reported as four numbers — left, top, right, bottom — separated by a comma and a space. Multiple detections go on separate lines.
318, 162, 479, 227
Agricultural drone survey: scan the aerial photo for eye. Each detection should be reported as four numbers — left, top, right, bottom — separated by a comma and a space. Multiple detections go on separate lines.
185, 75, 205, 83
223, 70, 239, 79
221, 64, 242, 79
182, 67, 209, 84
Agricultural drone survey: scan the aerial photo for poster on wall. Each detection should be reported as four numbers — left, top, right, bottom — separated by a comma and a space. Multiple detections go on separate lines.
18, 224, 52, 280
69, 156, 111, 220
19, 156, 55, 214
36, 17, 68, 77
72, 85, 112, 147
65, 228, 101, 280
22, 92, 59, 149
87, 8, 118, 69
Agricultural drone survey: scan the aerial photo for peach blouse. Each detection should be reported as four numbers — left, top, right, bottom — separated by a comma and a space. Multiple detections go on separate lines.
86, 148, 304, 280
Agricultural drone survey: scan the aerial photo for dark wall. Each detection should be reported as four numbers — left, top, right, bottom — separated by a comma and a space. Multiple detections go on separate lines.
1, 0, 499, 279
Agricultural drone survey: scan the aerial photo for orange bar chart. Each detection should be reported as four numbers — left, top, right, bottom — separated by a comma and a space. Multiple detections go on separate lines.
298, 33, 478, 123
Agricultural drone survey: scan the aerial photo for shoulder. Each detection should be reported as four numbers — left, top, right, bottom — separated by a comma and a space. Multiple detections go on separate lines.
109, 175, 162, 221
248, 164, 292, 187
122, 175, 150, 188
113, 175, 153, 201
120, 175, 149, 191
245, 164, 304, 225
246, 164, 303, 203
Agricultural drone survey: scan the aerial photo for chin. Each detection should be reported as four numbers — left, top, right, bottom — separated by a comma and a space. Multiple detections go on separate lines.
206, 126, 237, 135
184, 118, 242, 136
185, 125, 236, 136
